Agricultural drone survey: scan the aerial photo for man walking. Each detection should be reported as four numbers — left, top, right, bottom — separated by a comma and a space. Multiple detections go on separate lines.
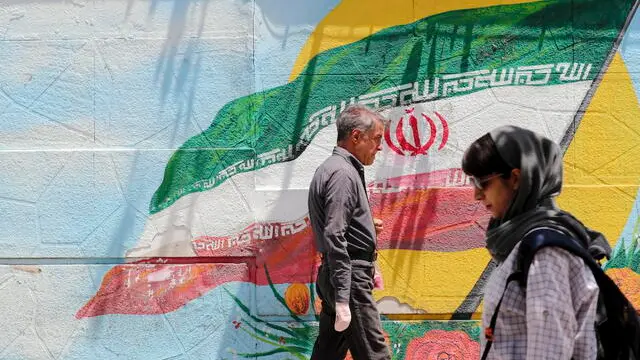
308, 105, 391, 360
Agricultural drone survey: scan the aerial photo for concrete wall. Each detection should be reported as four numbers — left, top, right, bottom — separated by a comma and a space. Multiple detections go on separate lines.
1, 0, 639, 358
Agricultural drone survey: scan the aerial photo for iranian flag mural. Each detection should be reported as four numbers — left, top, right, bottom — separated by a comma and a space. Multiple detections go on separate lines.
64, 0, 640, 358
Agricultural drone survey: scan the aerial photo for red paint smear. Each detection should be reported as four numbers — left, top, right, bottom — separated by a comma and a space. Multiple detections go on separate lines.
371, 187, 490, 252
77, 168, 489, 318
193, 188, 488, 256
75, 263, 250, 318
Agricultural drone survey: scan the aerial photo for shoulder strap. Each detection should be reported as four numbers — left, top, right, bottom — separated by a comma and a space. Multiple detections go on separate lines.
481, 272, 521, 360
517, 228, 604, 287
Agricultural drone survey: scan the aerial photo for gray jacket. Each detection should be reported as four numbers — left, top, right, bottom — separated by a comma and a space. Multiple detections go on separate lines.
308, 146, 377, 303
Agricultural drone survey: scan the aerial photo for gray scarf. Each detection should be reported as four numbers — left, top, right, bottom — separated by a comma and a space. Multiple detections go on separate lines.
483, 125, 611, 263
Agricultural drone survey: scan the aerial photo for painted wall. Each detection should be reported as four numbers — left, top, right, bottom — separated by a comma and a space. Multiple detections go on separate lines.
1, 0, 639, 358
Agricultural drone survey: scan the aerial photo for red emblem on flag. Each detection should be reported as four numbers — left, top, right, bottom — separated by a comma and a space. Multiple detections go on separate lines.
385, 108, 449, 156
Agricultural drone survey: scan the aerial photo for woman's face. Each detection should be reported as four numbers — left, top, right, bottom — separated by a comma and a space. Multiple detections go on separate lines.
471, 169, 521, 219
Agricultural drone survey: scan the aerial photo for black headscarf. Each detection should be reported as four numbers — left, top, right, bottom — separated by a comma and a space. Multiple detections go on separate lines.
478, 125, 611, 263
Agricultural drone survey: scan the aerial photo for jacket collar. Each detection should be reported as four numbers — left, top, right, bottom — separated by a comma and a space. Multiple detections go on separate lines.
333, 146, 364, 173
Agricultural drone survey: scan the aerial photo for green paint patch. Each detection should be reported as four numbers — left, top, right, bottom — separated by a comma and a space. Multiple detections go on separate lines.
606, 237, 640, 274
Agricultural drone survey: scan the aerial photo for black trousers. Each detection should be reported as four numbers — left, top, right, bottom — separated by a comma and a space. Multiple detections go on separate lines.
310, 261, 391, 360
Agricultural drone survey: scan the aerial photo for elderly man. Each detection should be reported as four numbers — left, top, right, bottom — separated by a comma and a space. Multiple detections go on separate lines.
308, 105, 391, 360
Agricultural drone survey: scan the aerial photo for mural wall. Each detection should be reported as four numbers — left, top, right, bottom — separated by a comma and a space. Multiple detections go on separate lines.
0, 0, 639, 358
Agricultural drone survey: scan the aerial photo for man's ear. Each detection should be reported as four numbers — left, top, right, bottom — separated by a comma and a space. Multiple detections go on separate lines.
511, 168, 522, 190
352, 129, 362, 143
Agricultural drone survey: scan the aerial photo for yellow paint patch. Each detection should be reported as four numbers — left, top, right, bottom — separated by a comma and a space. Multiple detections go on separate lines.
289, 0, 542, 81
375, 248, 491, 316
559, 53, 640, 248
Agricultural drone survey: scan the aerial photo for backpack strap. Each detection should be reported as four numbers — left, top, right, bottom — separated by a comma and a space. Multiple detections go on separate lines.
481, 272, 521, 360
517, 227, 602, 287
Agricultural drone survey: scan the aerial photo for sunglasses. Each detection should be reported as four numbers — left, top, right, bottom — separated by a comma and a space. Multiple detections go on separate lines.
470, 173, 503, 190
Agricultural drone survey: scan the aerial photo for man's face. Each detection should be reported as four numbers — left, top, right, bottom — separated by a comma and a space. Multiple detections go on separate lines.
352, 120, 384, 165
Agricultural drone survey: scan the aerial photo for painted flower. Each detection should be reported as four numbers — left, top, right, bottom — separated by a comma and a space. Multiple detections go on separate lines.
405, 329, 479, 360
284, 283, 310, 315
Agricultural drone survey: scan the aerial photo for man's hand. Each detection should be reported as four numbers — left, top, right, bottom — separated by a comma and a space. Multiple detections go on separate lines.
374, 262, 384, 290
334, 302, 351, 332
373, 218, 384, 236
373, 219, 384, 290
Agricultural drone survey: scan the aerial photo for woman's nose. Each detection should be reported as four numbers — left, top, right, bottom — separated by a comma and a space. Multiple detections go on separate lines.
473, 186, 483, 200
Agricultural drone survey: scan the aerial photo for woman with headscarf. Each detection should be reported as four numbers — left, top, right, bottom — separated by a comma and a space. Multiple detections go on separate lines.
462, 125, 611, 359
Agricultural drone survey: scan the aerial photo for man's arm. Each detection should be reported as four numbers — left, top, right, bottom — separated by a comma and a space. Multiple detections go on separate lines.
323, 169, 357, 303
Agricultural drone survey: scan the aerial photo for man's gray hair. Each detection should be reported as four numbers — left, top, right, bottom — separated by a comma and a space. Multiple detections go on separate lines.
336, 104, 385, 142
